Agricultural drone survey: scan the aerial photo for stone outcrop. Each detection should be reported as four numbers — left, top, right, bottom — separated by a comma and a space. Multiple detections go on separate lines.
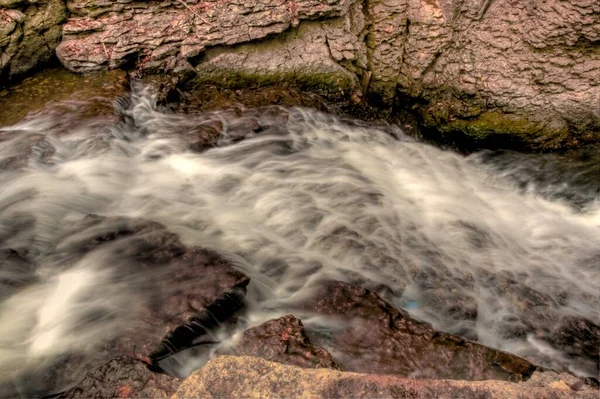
1, 1, 598, 145
51, 0, 599, 147
0, 0, 67, 84
172, 356, 599, 398
55, 0, 365, 98
59, 356, 180, 399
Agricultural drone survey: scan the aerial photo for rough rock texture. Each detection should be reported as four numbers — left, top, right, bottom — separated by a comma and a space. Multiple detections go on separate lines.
172, 356, 599, 398
0, 0, 67, 85
219, 314, 338, 369
53, 0, 600, 146
0, 67, 127, 126
378, 0, 600, 148
301, 280, 537, 381
55, 0, 364, 96
59, 356, 180, 399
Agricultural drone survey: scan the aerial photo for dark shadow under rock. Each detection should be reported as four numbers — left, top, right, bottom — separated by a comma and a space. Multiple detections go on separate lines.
219, 314, 338, 370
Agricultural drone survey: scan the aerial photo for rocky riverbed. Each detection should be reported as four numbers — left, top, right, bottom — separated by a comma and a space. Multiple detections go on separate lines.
0, 69, 598, 398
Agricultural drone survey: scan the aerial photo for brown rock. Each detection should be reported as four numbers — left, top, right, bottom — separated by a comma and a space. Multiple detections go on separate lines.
52, 0, 599, 146
219, 315, 338, 370
2, 216, 250, 396
59, 215, 251, 364
59, 356, 180, 399
301, 280, 536, 381
0, 68, 128, 127
172, 356, 599, 399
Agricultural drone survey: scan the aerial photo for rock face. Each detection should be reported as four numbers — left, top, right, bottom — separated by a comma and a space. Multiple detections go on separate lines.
59, 356, 180, 399
1, 1, 598, 144
55, 0, 364, 97
173, 356, 599, 399
0, 0, 67, 85
52, 0, 599, 147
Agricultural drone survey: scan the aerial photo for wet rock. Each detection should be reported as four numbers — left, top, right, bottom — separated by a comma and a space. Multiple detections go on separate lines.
173, 356, 599, 398
61, 215, 250, 364
301, 280, 536, 381
3, 215, 250, 396
219, 315, 338, 370
58, 356, 180, 399
0, 248, 36, 299
0, 68, 128, 126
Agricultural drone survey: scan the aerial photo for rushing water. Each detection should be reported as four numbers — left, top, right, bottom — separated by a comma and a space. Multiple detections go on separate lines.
0, 85, 598, 393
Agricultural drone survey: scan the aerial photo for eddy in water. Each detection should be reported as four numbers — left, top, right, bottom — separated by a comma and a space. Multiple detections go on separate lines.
0, 85, 598, 396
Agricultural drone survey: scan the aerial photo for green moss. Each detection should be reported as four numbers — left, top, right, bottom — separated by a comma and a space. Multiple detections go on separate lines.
438, 111, 546, 138
192, 69, 356, 99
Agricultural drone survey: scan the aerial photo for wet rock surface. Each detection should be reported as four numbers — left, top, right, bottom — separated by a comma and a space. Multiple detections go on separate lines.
219, 314, 338, 370
58, 356, 180, 399
301, 280, 537, 381
0, 68, 127, 126
0, 216, 249, 396
173, 356, 599, 399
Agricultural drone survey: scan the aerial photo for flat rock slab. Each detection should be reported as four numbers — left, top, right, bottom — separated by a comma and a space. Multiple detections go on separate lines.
56, 215, 250, 363
173, 356, 599, 399
0, 68, 128, 126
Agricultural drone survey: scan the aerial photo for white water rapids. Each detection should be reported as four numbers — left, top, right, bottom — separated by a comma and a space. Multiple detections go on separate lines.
0, 86, 598, 393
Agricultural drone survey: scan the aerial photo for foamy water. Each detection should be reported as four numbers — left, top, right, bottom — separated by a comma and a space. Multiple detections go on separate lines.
0, 86, 598, 393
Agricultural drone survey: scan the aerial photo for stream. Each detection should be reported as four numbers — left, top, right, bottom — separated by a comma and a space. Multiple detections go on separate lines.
0, 76, 598, 396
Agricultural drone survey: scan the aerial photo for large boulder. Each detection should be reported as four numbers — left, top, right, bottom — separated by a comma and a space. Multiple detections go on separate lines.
0, 0, 68, 85
173, 356, 599, 398
54, 0, 599, 147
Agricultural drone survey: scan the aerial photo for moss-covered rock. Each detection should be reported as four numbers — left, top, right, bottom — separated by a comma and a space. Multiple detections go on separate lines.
0, 0, 68, 86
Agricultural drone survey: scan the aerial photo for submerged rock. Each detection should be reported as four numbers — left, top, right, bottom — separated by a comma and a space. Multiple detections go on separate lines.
55, 215, 251, 366
173, 356, 599, 399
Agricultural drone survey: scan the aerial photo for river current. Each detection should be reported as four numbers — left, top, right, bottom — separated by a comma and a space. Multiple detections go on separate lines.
0, 85, 598, 394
